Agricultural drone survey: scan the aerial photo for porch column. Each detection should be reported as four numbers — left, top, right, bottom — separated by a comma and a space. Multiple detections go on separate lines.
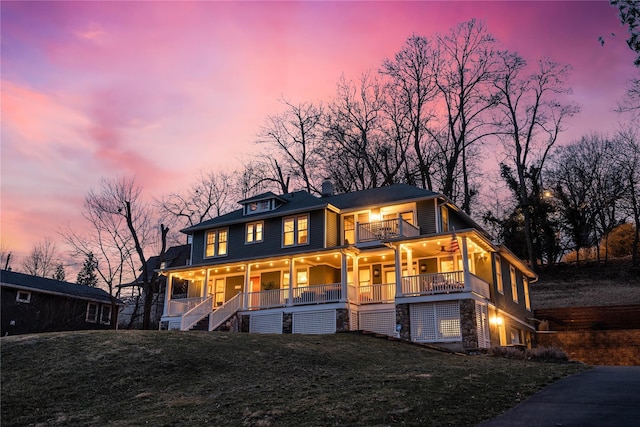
394, 244, 403, 297
340, 252, 348, 302
287, 258, 294, 306
353, 255, 359, 301
243, 263, 251, 309
462, 236, 470, 287
406, 248, 414, 276
163, 273, 173, 317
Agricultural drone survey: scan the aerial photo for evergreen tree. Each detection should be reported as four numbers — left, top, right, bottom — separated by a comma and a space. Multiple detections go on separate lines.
52, 263, 66, 281
76, 252, 98, 287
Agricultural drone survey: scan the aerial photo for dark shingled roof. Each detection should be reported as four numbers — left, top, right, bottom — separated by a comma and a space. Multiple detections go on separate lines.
1, 270, 118, 304
324, 184, 438, 209
182, 190, 327, 233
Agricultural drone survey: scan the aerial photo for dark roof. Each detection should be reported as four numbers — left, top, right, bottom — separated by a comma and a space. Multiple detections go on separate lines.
145, 244, 191, 271
238, 191, 288, 205
0, 270, 118, 304
182, 190, 327, 233
324, 184, 438, 209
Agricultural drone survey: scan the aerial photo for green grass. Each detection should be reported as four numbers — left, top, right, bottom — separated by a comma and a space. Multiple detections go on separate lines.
1, 331, 586, 426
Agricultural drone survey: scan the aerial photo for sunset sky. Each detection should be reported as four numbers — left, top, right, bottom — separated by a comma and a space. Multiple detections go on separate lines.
1, 1, 638, 271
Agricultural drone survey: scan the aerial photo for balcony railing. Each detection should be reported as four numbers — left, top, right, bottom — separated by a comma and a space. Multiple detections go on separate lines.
356, 218, 420, 243
400, 271, 490, 298
209, 292, 244, 331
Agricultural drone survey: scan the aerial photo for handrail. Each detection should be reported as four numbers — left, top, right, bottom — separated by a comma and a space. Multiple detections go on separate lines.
357, 218, 420, 243
401, 271, 465, 296
291, 283, 342, 305
180, 296, 214, 331
209, 292, 244, 331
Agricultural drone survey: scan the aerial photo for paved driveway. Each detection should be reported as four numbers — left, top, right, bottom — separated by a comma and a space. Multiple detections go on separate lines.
478, 366, 640, 427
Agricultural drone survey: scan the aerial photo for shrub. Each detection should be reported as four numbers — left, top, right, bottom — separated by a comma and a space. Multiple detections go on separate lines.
488, 346, 569, 362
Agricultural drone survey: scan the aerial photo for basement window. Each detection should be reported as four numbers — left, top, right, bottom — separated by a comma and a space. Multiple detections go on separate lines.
16, 291, 31, 303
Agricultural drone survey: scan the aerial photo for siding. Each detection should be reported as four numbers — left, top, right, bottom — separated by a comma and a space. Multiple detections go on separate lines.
326, 210, 339, 248
416, 199, 437, 235
191, 208, 328, 265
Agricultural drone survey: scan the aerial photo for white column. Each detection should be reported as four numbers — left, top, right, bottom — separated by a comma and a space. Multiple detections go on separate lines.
340, 252, 348, 302
287, 258, 294, 306
394, 244, 403, 297
163, 273, 172, 317
406, 248, 414, 276
243, 264, 251, 309
462, 236, 470, 288
353, 255, 359, 301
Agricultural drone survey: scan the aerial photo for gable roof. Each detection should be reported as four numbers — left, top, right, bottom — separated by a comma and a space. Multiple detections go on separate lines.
0, 270, 119, 305
238, 191, 288, 205
182, 190, 327, 233
323, 184, 438, 210
129, 244, 191, 285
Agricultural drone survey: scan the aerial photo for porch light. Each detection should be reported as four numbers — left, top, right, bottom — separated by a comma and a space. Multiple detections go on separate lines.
490, 316, 503, 326
269, 262, 273, 267
316, 256, 320, 261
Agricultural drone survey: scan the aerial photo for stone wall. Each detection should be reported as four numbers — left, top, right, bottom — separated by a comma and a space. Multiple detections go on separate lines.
459, 300, 478, 350
336, 309, 350, 332
537, 330, 640, 366
395, 303, 411, 341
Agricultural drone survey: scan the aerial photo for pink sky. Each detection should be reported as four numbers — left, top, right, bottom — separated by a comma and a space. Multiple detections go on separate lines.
1, 1, 638, 271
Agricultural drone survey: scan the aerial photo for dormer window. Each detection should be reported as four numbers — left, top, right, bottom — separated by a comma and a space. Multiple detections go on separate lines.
240, 192, 287, 216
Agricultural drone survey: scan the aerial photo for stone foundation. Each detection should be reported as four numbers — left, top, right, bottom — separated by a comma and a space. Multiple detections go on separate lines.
336, 309, 350, 332
459, 299, 478, 350
395, 303, 411, 341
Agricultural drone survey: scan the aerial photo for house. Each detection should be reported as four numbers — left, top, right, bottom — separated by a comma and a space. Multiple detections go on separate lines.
159, 183, 537, 351
1, 270, 123, 336
118, 244, 191, 329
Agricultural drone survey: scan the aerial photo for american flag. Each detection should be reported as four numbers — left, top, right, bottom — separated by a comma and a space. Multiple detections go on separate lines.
449, 231, 459, 253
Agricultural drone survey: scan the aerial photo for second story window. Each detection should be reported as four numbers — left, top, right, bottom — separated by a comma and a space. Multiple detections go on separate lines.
510, 265, 518, 303
283, 215, 308, 247
495, 254, 503, 294
205, 228, 228, 258
246, 221, 264, 244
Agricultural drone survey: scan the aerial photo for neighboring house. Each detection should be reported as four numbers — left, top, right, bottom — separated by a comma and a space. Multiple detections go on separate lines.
118, 244, 191, 329
1, 270, 123, 336
159, 183, 537, 352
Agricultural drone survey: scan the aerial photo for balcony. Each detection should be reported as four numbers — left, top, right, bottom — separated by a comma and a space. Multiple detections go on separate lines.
400, 271, 490, 299
356, 218, 420, 244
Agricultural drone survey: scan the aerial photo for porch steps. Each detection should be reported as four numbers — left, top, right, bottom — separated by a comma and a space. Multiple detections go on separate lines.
189, 315, 211, 331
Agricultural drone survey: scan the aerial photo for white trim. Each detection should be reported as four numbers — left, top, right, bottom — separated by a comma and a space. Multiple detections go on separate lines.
15, 290, 31, 303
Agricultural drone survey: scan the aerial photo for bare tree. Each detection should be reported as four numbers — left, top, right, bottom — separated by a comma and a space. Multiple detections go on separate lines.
323, 72, 397, 192
0, 242, 12, 271
428, 19, 501, 213
157, 170, 237, 233
84, 177, 157, 329
22, 238, 59, 277
381, 34, 439, 190
493, 53, 579, 270
255, 98, 324, 194
617, 126, 640, 265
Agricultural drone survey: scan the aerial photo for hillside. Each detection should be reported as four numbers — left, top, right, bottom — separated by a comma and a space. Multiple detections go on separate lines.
1, 331, 584, 427
530, 259, 640, 309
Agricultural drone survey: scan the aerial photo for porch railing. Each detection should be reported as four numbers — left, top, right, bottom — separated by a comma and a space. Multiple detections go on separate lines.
209, 292, 244, 331
292, 283, 342, 305
247, 288, 287, 309
181, 296, 214, 331
357, 218, 420, 243
167, 297, 203, 316
358, 282, 396, 303
401, 271, 465, 296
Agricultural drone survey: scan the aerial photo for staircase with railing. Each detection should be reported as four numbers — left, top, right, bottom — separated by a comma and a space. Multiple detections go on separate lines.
180, 296, 214, 331
209, 292, 244, 331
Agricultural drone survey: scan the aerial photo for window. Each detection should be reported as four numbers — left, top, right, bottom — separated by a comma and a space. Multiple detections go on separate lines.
283, 215, 308, 247
205, 228, 228, 257
440, 206, 449, 232
245, 200, 272, 215
296, 268, 308, 287
15, 290, 31, 303
246, 221, 264, 243
100, 305, 112, 325
343, 215, 355, 244
510, 265, 518, 303
495, 254, 503, 294
86, 302, 98, 323
523, 277, 531, 311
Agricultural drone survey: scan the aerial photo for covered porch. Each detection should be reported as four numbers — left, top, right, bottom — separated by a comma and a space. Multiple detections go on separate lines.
160, 230, 493, 331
